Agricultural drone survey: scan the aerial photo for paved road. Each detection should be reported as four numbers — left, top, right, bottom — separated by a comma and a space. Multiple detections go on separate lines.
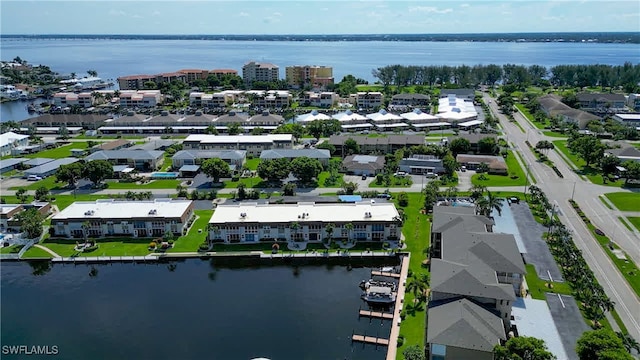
485, 92, 640, 340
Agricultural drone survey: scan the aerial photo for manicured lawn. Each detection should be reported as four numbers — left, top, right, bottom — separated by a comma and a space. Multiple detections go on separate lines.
471, 150, 527, 187
0, 244, 23, 254
245, 158, 260, 170
605, 192, 640, 211
553, 141, 624, 187
24, 142, 91, 159
515, 104, 546, 129
169, 210, 212, 252
317, 171, 343, 188
627, 217, 640, 232
21, 246, 53, 259
542, 131, 568, 138
106, 179, 181, 189
41, 237, 153, 257
223, 176, 267, 189
15, 176, 64, 191
393, 192, 430, 358
525, 264, 572, 300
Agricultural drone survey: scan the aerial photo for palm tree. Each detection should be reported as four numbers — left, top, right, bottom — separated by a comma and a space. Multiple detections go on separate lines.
324, 223, 335, 248
290, 222, 300, 241
344, 223, 354, 240
81, 221, 90, 245
470, 184, 487, 201
476, 191, 503, 217
113, 90, 121, 98
406, 278, 428, 303
616, 332, 640, 354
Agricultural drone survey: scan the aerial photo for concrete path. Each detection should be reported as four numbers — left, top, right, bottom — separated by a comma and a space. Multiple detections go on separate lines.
33, 244, 61, 258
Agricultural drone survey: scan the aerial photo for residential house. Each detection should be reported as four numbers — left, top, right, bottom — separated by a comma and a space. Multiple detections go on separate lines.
301, 92, 338, 108
366, 109, 410, 131
52, 92, 94, 108
0, 158, 27, 174
119, 90, 162, 108
401, 109, 448, 130
260, 149, 331, 166
456, 154, 508, 174
85, 150, 164, 171
399, 155, 445, 175
208, 202, 401, 244
21, 114, 110, 129
246, 90, 292, 108
391, 93, 430, 109
51, 199, 194, 238
332, 111, 372, 132
605, 146, 640, 163
448, 133, 498, 154
627, 94, 640, 111
342, 155, 385, 176
89, 139, 132, 153
1, 202, 52, 232
0, 131, 30, 157
537, 94, 601, 130
24, 158, 79, 178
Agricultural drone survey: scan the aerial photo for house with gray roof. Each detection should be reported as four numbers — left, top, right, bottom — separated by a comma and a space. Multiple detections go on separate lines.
427, 298, 506, 360
24, 158, 79, 178
23, 158, 54, 167
605, 146, 640, 163
86, 150, 164, 171
398, 154, 444, 175
439, 88, 475, 101
128, 139, 177, 151
342, 155, 385, 176
577, 93, 626, 113
171, 150, 247, 172
0, 158, 27, 173
260, 149, 331, 166
537, 94, 600, 129
427, 205, 526, 360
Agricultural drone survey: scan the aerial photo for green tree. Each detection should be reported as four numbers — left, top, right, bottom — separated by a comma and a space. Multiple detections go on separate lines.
257, 158, 291, 183
397, 192, 409, 207
201, 158, 231, 183
87, 69, 98, 77
274, 123, 306, 141
448, 137, 471, 156
422, 181, 440, 212
15, 188, 29, 203
402, 345, 425, 360
34, 186, 50, 202
58, 124, 69, 140
290, 157, 322, 183
84, 160, 114, 186
227, 122, 242, 135
344, 138, 360, 155
577, 329, 633, 360
281, 182, 296, 196
568, 135, 605, 167
143, 81, 157, 90
250, 127, 265, 135
478, 137, 499, 155
15, 208, 43, 239
341, 181, 358, 195
56, 162, 85, 188
205, 124, 219, 135
442, 152, 458, 176
316, 141, 336, 154
476, 190, 503, 217
616, 332, 640, 354
601, 155, 621, 176
494, 336, 556, 360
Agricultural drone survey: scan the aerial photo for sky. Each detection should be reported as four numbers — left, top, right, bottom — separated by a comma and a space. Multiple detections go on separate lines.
1, 0, 639, 35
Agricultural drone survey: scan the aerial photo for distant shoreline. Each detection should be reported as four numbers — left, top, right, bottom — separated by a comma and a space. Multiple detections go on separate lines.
2, 32, 639, 44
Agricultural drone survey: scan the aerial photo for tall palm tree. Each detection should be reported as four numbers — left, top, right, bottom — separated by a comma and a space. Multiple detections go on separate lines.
81, 221, 90, 244
324, 223, 335, 248
476, 191, 503, 217
616, 332, 640, 354
406, 278, 428, 303
470, 184, 487, 201
344, 223, 354, 240
290, 222, 299, 241
113, 90, 121, 98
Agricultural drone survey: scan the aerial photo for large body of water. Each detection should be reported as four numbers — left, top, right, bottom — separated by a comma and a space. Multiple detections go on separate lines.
1, 39, 639, 122
1, 258, 396, 359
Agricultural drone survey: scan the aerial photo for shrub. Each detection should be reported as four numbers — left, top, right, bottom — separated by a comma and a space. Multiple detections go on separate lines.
149, 241, 157, 248
397, 334, 405, 347
168, 240, 174, 245
198, 243, 209, 251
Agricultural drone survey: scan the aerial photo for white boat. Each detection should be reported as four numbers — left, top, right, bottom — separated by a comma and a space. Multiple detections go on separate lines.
359, 279, 397, 291
381, 266, 396, 273
362, 285, 396, 304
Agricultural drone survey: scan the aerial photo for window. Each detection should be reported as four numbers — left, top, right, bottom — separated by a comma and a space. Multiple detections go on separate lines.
372, 224, 384, 232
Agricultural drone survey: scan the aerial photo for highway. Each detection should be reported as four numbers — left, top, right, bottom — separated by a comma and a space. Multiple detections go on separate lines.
484, 92, 640, 341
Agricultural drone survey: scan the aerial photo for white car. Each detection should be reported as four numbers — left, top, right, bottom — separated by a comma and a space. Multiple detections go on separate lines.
394, 171, 407, 177
27, 175, 43, 181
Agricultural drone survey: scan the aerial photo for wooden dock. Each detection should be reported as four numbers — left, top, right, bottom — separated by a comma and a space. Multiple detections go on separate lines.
352, 334, 390, 346
371, 270, 401, 278
359, 309, 394, 319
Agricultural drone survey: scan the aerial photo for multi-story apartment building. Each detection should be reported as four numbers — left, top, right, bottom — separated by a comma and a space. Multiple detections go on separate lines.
301, 92, 339, 108
208, 202, 401, 244
427, 206, 525, 360
119, 90, 162, 108
577, 93, 627, 113
117, 75, 156, 90
171, 150, 247, 170
189, 92, 234, 108
285, 65, 334, 88
245, 90, 291, 108
50, 199, 194, 238
353, 92, 383, 109
52, 92, 95, 108
329, 135, 424, 157
242, 62, 279, 85
1, 202, 51, 232
1, 131, 30, 157
613, 113, 640, 128
182, 134, 293, 156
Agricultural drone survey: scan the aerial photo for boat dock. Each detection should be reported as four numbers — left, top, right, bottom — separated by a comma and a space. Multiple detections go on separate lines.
371, 270, 401, 278
385, 255, 409, 360
359, 309, 394, 319
351, 334, 390, 346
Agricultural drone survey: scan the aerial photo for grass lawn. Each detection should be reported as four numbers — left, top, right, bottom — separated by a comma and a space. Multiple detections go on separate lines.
245, 158, 260, 170
106, 179, 181, 189
1, 194, 112, 211
553, 141, 624, 187
20, 246, 53, 259
223, 176, 267, 189
317, 171, 344, 188
515, 104, 546, 129
169, 210, 212, 252
14, 175, 64, 191
542, 131, 568, 138
627, 217, 640, 232
471, 150, 527, 187
369, 175, 413, 188
0, 244, 23, 254
41, 237, 153, 257
24, 142, 91, 159
393, 192, 430, 358
525, 264, 572, 300
605, 192, 640, 211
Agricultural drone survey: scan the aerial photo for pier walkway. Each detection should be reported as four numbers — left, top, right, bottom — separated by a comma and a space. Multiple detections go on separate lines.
385, 255, 409, 360
371, 270, 401, 278
352, 334, 390, 346
359, 309, 394, 319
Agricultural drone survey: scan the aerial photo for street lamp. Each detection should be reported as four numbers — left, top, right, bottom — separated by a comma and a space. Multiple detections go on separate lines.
571, 181, 576, 201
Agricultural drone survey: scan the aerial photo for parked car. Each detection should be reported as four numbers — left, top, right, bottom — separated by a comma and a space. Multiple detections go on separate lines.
27, 175, 42, 181
460, 166, 467, 172
594, 229, 605, 236
361, 175, 367, 180
376, 194, 392, 200
394, 171, 407, 177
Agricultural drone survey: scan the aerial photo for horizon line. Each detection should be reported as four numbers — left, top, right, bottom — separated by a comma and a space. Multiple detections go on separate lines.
2, 31, 640, 36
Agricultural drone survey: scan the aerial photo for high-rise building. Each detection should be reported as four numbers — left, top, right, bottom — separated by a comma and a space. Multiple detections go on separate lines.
285, 65, 334, 88
242, 62, 279, 85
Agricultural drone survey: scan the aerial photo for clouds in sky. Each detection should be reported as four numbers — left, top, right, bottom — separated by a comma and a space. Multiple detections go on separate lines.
1, 1, 639, 34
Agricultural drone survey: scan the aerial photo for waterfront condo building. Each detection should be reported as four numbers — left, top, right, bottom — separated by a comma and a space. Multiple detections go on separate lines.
52, 92, 95, 108
51, 199, 194, 238
182, 134, 293, 156
118, 90, 162, 108
208, 202, 401, 244
0, 131, 30, 157
242, 62, 279, 85
353, 92, 383, 109
285, 65, 334, 88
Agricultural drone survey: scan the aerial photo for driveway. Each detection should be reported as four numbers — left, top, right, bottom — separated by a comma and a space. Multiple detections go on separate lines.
511, 202, 564, 282
456, 170, 473, 191
546, 294, 590, 360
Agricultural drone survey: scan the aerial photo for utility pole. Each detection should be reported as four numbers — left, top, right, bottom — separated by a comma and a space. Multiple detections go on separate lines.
523, 163, 529, 197
571, 181, 576, 201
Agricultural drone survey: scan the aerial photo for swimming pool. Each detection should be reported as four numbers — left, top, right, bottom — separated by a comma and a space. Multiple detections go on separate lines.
150, 172, 179, 179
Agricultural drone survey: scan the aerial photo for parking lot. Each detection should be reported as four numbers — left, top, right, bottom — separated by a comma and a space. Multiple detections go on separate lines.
546, 293, 590, 360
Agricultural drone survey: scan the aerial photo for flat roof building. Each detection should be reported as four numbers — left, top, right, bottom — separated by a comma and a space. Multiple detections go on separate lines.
51, 199, 194, 239
1, 131, 29, 157
24, 158, 79, 178
208, 202, 401, 244
242, 62, 279, 85
182, 134, 293, 156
